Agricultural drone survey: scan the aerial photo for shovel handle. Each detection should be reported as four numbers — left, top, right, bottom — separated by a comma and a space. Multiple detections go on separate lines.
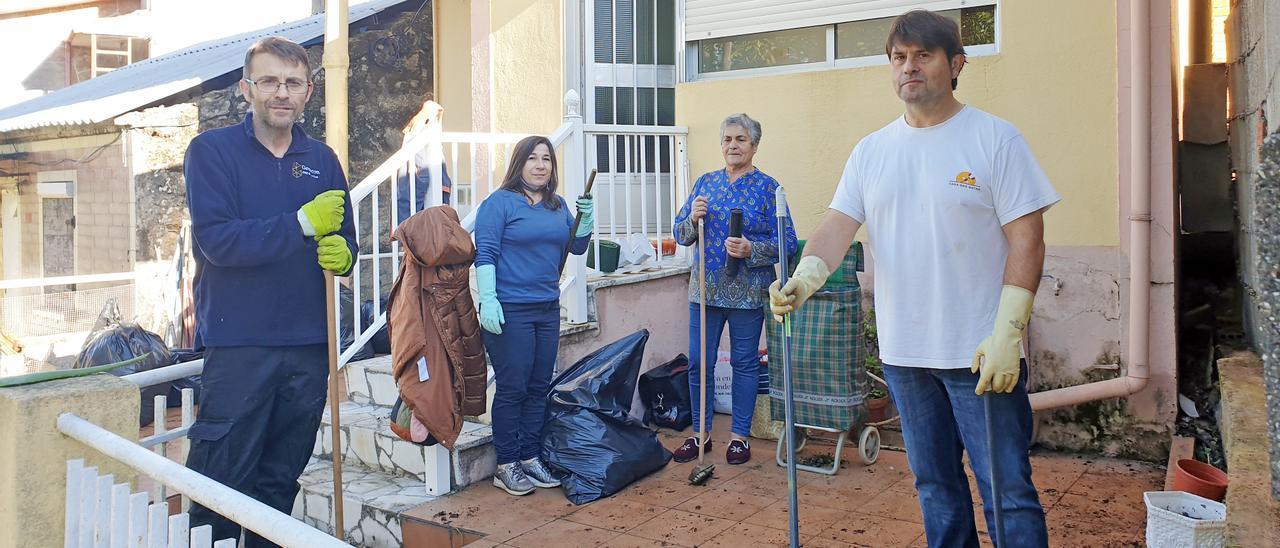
560, 169, 599, 274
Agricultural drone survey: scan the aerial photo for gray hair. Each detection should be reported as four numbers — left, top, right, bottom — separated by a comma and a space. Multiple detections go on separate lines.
720, 113, 762, 146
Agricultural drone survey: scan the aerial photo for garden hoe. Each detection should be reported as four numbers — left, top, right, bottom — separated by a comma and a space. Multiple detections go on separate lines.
688, 220, 716, 487
775, 186, 801, 548
324, 271, 345, 538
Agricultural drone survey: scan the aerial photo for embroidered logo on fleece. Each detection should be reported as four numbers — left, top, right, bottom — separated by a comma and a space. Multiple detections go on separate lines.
292, 162, 321, 180
948, 171, 980, 190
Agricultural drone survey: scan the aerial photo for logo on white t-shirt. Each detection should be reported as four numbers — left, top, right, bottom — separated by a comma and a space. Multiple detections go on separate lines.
948, 171, 981, 191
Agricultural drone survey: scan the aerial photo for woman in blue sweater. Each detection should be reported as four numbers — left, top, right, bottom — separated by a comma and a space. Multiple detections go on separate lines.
475, 135, 593, 495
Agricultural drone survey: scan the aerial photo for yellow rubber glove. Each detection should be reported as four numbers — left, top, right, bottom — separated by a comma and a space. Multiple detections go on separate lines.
298, 189, 346, 236
971, 285, 1034, 394
767, 255, 831, 323
316, 234, 352, 274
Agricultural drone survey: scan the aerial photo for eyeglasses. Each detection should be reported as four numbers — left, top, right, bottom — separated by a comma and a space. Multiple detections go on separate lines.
244, 78, 311, 95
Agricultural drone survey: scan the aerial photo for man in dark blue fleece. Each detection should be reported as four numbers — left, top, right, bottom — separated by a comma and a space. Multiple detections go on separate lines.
183, 36, 356, 546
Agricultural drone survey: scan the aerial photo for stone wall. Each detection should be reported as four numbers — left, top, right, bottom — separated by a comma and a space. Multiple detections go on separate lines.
197, 7, 436, 182
1226, 0, 1280, 500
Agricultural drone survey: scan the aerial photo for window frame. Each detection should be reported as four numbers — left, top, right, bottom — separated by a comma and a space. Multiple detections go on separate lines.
680, 4, 1001, 83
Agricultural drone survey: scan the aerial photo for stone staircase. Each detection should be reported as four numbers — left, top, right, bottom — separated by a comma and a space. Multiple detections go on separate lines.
291, 354, 497, 547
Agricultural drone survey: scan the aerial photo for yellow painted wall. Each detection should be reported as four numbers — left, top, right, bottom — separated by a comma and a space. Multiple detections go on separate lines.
491, 0, 563, 134
437, 0, 474, 133
675, 2, 1120, 247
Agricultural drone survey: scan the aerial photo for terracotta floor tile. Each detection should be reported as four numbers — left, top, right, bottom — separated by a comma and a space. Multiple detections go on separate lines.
1066, 466, 1163, 506
598, 533, 677, 547
716, 467, 817, 499
797, 480, 879, 513
854, 487, 924, 525
674, 485, 778, 521
609, 478, 707, 509
505, 519, 621, 548
698, 521, 807, 547
811, 511, 924, 547
626, 509, 736, 547
1045, 516, 1143, 547
650, 456, 752, 484
746, 500, 849, 534
1047, 493, 1147, 533
562, 496, 665, 533
805, 537, 859, 548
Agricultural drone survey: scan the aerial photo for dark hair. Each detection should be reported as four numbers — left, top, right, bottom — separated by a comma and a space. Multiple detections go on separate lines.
885, 10, 965, 90
243, 36, 312, 80
499, 135, 561, 211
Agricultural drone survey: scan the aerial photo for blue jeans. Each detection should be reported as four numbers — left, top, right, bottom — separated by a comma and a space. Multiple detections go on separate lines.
883, 361, 1047, 548
481, 301, 560, 465
687, 302, 763, 437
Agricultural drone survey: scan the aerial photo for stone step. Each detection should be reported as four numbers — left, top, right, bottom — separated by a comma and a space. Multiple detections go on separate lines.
293, 458, 436, 548
343, 355, 398, 408
316, 401, 497, 492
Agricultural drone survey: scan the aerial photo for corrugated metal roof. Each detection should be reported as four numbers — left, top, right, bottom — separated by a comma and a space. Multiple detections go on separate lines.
0, 0, 407, 134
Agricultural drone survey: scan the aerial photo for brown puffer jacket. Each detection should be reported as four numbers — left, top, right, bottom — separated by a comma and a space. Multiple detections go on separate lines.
387, 206, 488, 449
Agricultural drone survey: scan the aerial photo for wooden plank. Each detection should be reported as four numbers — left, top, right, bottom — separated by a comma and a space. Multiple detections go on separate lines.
146, 504, 166, 548
79, 467, 98, 548
188, 524, 211, 548
110, 483, 130, 547
94, 474, 113, 548
127, 492, 148, 548
167, 513, 189, 548
1164, 434, 1196, 491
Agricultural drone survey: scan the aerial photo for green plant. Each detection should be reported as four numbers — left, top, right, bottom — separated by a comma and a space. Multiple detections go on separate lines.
863, 308, 886, 399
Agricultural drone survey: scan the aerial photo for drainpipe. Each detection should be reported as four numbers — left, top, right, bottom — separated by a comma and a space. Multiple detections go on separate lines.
1029, 0, 1151, 411
323, 0, 350, 173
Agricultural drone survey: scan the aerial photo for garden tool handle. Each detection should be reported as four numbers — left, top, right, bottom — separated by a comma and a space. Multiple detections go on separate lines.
323, 270, 344, 537
697, 220, 707, 464
725, 208, 744, 276
774, 186, 800, 548
559, 169, 598, 275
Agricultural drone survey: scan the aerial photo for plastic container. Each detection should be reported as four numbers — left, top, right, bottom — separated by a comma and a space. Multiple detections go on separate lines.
1144, 491, 1226, 547
586, 240, 621, 273
1172, 458, 1228, 501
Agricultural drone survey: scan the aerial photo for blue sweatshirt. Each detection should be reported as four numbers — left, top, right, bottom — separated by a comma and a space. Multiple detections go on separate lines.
185, 113, 357, 348
474, 189, 590, 304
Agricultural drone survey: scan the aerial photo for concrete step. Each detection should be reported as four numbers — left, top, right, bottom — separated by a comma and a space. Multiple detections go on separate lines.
316, 401, 497, 492
293, 458, 436, 548
343, 355, 398, 408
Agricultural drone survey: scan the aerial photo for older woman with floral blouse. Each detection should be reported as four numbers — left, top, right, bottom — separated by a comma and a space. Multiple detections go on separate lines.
670, 113, 798, 465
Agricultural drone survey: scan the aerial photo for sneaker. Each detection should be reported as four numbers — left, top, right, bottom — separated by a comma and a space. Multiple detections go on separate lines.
520, 457, 561, 488
726, 439, 751, 465
672, 436, 712, 463
493, 462, 535, 496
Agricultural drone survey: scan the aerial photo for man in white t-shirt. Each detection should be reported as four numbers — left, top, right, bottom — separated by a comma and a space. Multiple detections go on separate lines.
770, 10, 1058, 547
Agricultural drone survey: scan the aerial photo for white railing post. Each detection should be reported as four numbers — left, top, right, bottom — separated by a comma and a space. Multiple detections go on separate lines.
423, 444, 451, 497
561, 90, 589, 324
66, 459, 83, 548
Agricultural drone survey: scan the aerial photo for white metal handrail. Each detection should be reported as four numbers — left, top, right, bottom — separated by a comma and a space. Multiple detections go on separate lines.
57, 413, 346, 548
121, 360, 203, 388
0, 271, 137, 290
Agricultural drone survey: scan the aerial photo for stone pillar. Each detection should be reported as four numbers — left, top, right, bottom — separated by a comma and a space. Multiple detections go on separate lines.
0, 375, 139, 548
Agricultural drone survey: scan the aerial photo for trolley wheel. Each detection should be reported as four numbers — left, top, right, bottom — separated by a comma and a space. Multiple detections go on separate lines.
858, 426, 880, 465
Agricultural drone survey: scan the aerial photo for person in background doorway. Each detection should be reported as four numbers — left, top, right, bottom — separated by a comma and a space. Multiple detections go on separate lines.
669, 113, 797, 466
770, 10, 1059, 547
396, 99, 453, 221
183, 36, 356, 547
474, 135, 594, 495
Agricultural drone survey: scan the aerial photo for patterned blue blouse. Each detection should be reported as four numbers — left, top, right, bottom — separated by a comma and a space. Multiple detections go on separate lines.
674, 168, 799, 309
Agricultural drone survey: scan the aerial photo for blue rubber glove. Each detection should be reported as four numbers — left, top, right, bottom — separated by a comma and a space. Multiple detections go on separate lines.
316, 234, 352, 274
575, 196, 594, 238
477, 264, 504, 334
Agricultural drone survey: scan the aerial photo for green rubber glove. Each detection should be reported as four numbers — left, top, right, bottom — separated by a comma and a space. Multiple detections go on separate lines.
971, 285, 1034, 394
298, 189, 346, 236
574, 196, 595, 238
768, 255, 831, 323
477, 264, 504, 334
316, 234, 352, 274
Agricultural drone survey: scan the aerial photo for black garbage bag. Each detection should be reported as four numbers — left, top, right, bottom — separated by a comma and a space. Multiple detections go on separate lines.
541, 330, 673, 504
76, 319, 172, 427
639, 354, 692, 431
338, 286, 391, 360
166, 349, 204, 407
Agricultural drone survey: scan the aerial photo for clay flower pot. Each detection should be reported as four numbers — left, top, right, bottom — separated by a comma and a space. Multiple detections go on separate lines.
1172, 458, 1228, 502
867, 395, 889, 423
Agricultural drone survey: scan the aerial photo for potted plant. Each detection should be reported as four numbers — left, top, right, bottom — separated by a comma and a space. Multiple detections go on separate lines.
864, 308, 890, 423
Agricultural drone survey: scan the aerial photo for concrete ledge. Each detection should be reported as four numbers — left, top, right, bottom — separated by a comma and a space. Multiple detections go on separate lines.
0, 374, 140, 548
1217, 351, 1280, 547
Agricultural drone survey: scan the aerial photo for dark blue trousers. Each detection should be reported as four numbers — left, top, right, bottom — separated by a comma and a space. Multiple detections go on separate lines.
481, 301, 560, 465
185, 344, 329, 547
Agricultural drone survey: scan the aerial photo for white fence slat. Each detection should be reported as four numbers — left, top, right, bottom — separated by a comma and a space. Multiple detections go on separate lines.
79, 467, 98, 548
146, 503, 167, 548
66, 459, 83, 548
211, 540, 236, 548
151, 395, 167, 505
180, 388, 194, 513
94, 474, 113, 548
110, 483, 130, 547
167, 513, 189, 548
127, 492, 149, 548
188, 524, 211, 548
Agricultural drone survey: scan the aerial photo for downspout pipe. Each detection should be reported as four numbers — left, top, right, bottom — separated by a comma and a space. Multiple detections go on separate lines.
1030, 0, 1151, 411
